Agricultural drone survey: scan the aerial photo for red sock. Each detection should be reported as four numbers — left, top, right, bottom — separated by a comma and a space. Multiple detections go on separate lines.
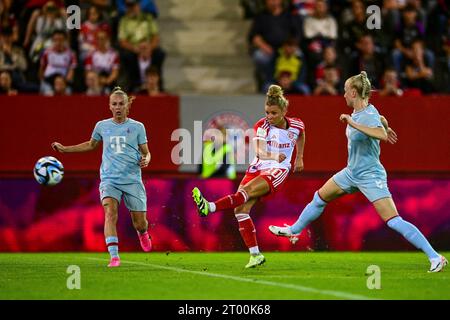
236, 215, 258, 249
214, 189, 249, 211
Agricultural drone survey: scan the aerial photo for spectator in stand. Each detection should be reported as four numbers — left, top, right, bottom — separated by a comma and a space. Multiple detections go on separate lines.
445, 18, 450, 86
0, 0, 19, 43
313, 64, 341, 96
341, 0, 380, 55
275, 70, 303, 94
248, 0, 300, 92
24, 1, 66, 63
426, 4, 449, 93
118, 0, 165, 91
0, 69, 17, 95
138, 65, 165, 96
0, 27, 36, 92
404, 39, 434, 94
380, 0, 401, 53
303, 0, 338, 66
290, 0, 315, 17
84, 30, 119, 92
116, 0, 159, 18
39, 30, 77, 95
273, 37, 310, 94
52, 73, 71, 96
425, 0, 449, 55
392, 3, 434, 75
85, 70, 105, 96
378, 68, 404, 96
78, 5, 111, 62
407, 0, 426, 26
137, 41, 152, 89
349, 34, 386, 87
314, 45, 339, 84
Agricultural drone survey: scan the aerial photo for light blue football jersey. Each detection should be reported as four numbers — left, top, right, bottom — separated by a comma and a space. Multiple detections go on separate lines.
346, 104, 385, 177
92, 118, 147, 184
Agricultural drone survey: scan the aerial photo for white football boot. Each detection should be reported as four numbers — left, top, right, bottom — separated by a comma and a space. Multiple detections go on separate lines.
428, 255, 448, 273
268, 224, 300, 244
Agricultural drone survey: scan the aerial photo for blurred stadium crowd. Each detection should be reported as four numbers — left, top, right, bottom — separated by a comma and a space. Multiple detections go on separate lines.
0, 0, 164, 96
245, 0, 449, 95
0, 0, 449, 96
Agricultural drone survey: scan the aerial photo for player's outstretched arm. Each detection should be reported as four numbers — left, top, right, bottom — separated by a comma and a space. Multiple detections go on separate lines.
293, 131, 305, 173
340, 114, 388, 141
380, 115, 398, 144
51, 138, 100, 153
138, 143, 151, 168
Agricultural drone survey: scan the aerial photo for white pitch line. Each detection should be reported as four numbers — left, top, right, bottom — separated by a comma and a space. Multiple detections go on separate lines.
87, 258, 377, 300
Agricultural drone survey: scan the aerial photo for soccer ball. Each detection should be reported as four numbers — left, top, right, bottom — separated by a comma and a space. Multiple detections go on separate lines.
33, 156, 64, 186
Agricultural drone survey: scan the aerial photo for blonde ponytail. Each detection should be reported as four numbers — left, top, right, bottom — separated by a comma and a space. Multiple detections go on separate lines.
348, 71, 372, 100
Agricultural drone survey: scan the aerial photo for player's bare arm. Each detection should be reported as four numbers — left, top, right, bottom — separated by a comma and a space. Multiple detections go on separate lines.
380, 115, 398, 144
293, 131, 305, 173
138, 143, 151, 168
340, 114, 388, 142
51, 138, 100, 153
254, 138, 286, 162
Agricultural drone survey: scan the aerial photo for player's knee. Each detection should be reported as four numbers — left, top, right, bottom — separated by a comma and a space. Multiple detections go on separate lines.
131, 214, 148, 231
234, 205, 250, 214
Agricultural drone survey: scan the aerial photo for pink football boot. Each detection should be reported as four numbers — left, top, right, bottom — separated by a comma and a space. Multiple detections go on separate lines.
138, 232, 152, 252
107, 257, 121, 267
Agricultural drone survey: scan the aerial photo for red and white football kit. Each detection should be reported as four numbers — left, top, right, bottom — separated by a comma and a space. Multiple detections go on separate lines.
240, 117, 305, 193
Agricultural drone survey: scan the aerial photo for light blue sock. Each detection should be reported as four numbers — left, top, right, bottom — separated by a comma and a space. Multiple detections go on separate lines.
290, 191, 327, 234
105, 236, 119, 259
387, 216, 439, 260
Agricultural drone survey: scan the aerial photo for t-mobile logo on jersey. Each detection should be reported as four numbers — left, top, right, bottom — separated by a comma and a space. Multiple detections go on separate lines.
110, 136, 126, 154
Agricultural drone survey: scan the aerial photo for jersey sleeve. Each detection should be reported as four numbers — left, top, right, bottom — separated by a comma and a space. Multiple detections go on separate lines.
91, 121, 102, 141
359, 113, 383, 128
289, 117, 305, 136
137, 123, 148, 145
253, 118, 269, 141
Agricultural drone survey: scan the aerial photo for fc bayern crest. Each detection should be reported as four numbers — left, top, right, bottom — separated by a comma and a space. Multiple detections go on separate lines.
204, 111, 252, 164
204, 111, 251, 133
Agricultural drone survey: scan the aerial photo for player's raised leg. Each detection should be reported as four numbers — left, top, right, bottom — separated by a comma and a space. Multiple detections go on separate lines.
269, 177, 345, 240
374, 197, 447, 272
131, 211, 152, 252
192, 177, 270, 217
234, 198, 265, 268
103, 197, 121, 267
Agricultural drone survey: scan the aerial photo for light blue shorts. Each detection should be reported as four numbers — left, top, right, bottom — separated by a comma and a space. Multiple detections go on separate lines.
332, 167, 392, 203
99, 182, 147, 211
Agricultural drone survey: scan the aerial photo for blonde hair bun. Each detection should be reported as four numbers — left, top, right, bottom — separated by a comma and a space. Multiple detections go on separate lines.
265, 84, 288, 110
112, 86, 124, 93
110, 86, 136, 106
267, 84, 284, 98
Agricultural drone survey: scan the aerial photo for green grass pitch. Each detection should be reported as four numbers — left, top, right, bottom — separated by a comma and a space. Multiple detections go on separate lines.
1, 252, 449, 300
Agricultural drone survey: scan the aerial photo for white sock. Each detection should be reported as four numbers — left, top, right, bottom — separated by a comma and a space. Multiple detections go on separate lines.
249, 246, 260, 255
208, 202, 216, 212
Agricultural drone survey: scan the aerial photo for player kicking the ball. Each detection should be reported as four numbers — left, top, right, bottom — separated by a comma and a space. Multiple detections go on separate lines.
192, 85, 305, 268
269, 71, 447, 273
52, 87, 153, 267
